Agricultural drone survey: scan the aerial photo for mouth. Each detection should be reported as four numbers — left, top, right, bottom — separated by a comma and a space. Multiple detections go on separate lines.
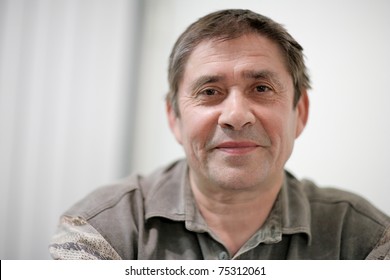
215, 141, 260, 155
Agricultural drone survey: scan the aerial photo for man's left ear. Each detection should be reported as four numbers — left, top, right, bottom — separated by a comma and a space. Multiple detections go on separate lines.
295, 89, 309, 138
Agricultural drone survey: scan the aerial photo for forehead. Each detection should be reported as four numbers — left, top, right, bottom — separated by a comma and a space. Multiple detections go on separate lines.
182, 33, 290, 83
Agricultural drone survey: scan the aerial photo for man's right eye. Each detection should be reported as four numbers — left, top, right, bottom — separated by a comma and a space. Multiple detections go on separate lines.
201, 88, 217, 96
194, 87, 225, 104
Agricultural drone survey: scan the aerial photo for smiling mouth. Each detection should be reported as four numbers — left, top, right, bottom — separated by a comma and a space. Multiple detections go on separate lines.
215, 141, 260, 155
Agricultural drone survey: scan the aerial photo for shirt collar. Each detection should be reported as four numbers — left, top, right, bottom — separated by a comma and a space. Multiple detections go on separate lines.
144, 160, 311, 243
280, 171, 312, 244
144, 160, 209, 232
144, 160, 188, 221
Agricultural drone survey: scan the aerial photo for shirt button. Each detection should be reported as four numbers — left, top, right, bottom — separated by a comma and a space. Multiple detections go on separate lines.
218, 251, 229, 260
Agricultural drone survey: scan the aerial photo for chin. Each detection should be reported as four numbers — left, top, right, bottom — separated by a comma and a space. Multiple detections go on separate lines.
209, 168, 269, 191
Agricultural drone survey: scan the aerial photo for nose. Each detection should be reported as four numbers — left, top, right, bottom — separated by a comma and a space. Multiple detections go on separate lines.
218, 91, 256, 130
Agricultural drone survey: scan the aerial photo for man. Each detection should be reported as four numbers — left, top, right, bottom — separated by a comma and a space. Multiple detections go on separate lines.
49, 9, 390, 260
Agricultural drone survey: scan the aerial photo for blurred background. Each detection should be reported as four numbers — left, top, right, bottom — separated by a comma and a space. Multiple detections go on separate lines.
0, 0, 389, 259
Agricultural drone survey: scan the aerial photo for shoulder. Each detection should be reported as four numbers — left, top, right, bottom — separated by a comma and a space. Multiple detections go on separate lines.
286, 172, 390, 259
64, 175, 143, 220
51, 160, 187, 259
50, 175, 144, 259
298, 176, 390, 227
65, 160, 186, 220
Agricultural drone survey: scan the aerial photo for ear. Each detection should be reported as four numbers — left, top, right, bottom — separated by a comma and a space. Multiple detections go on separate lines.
166, 101, 183, 145
295, 89, 309, 138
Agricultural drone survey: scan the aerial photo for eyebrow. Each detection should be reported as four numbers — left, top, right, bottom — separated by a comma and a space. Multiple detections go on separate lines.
190, 75, 224, 93
242, 70, 284, 89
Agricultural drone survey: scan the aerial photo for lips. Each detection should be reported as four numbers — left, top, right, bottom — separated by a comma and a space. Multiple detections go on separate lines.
215, 141, 260, 155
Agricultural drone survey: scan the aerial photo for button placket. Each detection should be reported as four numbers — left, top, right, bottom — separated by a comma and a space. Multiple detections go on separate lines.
218, 251, 229, 260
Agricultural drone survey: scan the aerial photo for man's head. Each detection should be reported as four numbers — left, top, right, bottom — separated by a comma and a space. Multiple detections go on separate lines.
166, 9, 310, 192
167, 9, 311, 116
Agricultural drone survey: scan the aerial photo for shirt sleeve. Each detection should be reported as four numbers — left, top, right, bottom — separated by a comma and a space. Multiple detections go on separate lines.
365, 225, 390, 260
49, 215, 122, 260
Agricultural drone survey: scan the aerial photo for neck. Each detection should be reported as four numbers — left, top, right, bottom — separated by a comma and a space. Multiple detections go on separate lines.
190, 173, 283, 257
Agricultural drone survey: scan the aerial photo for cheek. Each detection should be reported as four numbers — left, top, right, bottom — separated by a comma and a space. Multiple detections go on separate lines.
180, 109, 218, 149
260, 107, 297, 149
279, 113, 299, 160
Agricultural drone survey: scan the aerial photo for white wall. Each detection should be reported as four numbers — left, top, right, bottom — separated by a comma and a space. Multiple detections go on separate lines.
0, 0, 140, 259
133, 0, 390, 215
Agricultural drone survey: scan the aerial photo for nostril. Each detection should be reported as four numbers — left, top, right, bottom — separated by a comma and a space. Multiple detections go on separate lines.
220, 122, 235, 130
218, 110, 256, 131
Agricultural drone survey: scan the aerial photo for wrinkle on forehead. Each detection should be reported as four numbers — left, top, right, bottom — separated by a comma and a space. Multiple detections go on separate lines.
188, 34, 288, 72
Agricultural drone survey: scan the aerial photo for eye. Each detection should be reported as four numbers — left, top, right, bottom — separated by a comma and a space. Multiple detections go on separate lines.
200, 88, 218, 96
255, 85, 272, 93
196, 88, 223, 99
194, 87, 225, 105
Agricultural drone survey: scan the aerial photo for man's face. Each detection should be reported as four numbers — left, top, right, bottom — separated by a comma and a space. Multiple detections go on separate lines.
168, 33, 308, 192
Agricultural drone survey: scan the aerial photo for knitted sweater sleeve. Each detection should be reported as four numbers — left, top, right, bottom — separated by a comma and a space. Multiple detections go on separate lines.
49, 215, 122, 260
